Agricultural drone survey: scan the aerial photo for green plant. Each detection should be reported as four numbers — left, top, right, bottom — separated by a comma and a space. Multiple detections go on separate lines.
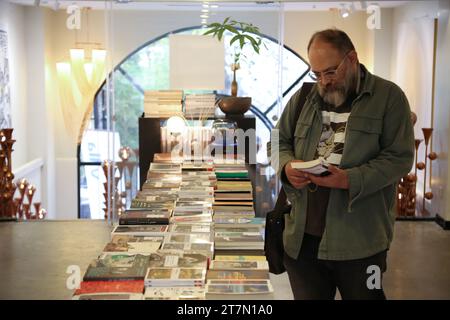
203, 17, 266, 96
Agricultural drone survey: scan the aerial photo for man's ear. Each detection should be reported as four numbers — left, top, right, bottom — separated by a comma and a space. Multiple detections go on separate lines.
348, 50, 358, 64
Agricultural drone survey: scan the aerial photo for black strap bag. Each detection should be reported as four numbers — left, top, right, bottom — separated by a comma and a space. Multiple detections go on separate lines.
264, 82, 314, 275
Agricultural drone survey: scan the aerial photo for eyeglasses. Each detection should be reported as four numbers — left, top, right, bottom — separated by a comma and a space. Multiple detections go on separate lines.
309, 51, 351, 82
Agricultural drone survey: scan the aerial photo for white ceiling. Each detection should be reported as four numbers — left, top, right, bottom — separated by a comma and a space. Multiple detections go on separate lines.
8, 1, 411, 11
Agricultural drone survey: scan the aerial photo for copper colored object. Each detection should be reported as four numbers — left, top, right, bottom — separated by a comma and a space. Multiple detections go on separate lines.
397, 173, 417, 217
414, 139, 422, 176
421, 128, 434, 214
0, 129, 17, 219
218, 97, 252, 115
101, 160, 124, 222
33, 203, 41, 219
424, 192, 434, 200
416, 162, 426, 170
428, 152, 438, 160
23, 204, 31, 220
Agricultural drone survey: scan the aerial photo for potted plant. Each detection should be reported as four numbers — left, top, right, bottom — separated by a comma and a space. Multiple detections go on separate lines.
204, 17, 266, 114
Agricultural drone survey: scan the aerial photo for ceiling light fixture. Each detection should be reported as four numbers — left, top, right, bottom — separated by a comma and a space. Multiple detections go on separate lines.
339, 3, 351, 18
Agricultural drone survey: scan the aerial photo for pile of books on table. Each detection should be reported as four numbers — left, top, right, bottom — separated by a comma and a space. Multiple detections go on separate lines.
184, 94, 216, 118
206, 255, 274, 300
144, 90, 183, 118
73, 154, 272, 300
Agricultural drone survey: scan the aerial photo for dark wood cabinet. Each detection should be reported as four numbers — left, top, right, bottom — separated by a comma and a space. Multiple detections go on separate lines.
138, 114, 256, 189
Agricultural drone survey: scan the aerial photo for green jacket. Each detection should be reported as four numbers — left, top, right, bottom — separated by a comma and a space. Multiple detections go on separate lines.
273, 65, 415, 260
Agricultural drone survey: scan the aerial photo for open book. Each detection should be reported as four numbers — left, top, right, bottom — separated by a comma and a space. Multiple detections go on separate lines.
291, 158, 330, 176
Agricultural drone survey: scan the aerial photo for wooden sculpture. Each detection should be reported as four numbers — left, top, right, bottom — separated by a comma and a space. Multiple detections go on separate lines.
0, 129, 16, 220
396, 113, 437, 217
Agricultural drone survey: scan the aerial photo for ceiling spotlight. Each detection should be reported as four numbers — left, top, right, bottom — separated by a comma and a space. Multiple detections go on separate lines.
339, 4, 351, 18
201, 9, 209, 13
200, 14, 209, 19
210, 5, 218, 9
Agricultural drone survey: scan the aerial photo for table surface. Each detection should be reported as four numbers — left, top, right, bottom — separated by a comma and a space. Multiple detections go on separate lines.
0, 220, 292, 300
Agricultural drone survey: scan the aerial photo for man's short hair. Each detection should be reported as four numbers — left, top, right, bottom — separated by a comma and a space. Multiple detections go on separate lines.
307, 29, 355, 54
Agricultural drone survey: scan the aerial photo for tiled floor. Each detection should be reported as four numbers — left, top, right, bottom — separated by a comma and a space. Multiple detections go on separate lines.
0, 220, 448, 300
271, 221, 450, 300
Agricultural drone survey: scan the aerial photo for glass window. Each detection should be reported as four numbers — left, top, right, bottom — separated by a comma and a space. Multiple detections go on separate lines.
79, 26, 310, 218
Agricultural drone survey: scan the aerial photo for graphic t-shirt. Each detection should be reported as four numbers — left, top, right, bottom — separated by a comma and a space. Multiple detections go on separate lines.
305, 83, 360, 237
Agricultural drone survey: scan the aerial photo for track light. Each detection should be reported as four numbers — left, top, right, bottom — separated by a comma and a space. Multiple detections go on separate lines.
339, 3, 351, 18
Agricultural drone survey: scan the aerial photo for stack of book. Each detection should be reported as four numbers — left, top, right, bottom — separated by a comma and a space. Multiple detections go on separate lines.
144, 251, 209, 288
144, 90, 183, 118
213, 161, 254, 221
74, 155, 275, 300
120, 200, 174, 225
205, 255, 273, 300
184, 94, 216, 118
74, 253, 150, 299
119, 163, 183, 225
181, 170, 217, 190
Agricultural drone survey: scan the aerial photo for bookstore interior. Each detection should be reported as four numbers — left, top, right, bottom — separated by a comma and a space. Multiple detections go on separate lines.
0, 0, 449, 301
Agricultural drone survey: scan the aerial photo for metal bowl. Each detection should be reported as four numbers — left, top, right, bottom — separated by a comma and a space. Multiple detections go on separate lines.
218, 97, 252, 115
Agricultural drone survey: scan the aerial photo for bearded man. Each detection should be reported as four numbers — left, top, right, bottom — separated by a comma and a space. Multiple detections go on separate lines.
272, 29, 414, 300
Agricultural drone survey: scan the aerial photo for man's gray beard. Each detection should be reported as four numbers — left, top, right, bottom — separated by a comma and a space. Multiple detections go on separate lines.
318, 70, 357, 107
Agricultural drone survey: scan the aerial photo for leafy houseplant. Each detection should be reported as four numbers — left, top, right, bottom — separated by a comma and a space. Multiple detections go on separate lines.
204, 17, 265, 98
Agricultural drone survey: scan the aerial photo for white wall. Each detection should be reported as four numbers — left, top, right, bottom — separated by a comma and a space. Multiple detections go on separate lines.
0, 2, 57, 218
390, 1, 445, 217
284, 10, 372, 69
0, 1, 27, 168
430, 0, 450, 221
391, 1, 438, 138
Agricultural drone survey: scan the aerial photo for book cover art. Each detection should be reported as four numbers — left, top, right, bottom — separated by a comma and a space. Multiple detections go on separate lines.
148, 252, 208, 268
144, 287, 205, 300
206, 283, 273, 294
206, 270, 269, 281
74, 280, 145, 295
210, 260, 269, 271
83, 254, 150, 281
111, 225, 168, 236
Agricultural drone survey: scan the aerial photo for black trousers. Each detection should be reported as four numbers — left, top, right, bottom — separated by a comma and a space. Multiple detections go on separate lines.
284, 233, 387, 300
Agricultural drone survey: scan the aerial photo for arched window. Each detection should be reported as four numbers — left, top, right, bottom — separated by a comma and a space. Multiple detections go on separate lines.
78, 26, 311, 219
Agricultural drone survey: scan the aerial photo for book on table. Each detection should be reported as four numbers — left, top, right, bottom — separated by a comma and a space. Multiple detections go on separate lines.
73, 280, 145, 296
144, 287, 206, 300
209, 260, 269, 271
111, 225, 169, 237
72, 293, 144, 300
103, 235, 164, 254
148, 252, 209, 269
119, 210, 172, 225
145, 267, 207, 287
83, 253, 150, 281
205, 280, 274, 300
